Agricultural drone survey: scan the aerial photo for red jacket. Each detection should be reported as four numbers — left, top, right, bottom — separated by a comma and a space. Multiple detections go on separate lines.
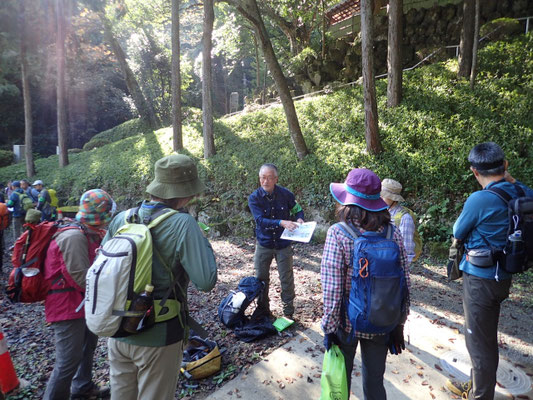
44, 227, 102, 323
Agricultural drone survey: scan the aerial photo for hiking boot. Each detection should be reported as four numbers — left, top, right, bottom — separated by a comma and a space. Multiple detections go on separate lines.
446, 379, 471, 399
252, 307, 274, 320
282, 303, 294, 318
71, 384, 110, 399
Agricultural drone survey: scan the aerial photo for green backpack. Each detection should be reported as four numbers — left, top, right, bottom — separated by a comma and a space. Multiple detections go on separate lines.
16, 191, 34, 212
393, 206, 423, 262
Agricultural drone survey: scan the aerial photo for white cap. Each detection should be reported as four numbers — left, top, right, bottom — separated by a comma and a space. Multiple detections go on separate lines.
32, 180, 43, 186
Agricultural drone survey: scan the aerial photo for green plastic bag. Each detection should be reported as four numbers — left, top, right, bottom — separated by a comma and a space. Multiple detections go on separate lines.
319, 344, 348, 400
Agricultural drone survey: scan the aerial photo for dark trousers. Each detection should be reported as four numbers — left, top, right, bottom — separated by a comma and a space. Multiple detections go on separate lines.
336, 330, 389, 400
463, 272, 511, 400
0, 229, 3, 273
44, 319, 98, 400
254, 243, 295, 315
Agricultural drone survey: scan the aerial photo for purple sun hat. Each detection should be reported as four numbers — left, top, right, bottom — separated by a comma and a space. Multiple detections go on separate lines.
330, 168, 388, 211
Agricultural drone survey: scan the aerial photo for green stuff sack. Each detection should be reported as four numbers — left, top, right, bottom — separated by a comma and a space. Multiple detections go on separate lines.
320, 344, 348, 400
16, 191, 34, 212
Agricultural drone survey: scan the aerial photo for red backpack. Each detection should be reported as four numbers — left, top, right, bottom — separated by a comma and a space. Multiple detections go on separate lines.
6, 221, 80, 303
0, 202, 9, 230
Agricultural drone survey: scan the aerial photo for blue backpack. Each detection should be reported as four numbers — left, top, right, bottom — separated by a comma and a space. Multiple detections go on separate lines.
337, 222, 408, 335
218, 277, 264, 328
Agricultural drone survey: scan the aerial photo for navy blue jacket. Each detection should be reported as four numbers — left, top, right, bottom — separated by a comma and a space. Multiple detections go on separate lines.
8, 189, 25, 217
248, 185, 304, 249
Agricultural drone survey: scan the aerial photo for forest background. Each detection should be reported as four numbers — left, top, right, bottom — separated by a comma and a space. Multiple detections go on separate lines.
0, 0, 532, 251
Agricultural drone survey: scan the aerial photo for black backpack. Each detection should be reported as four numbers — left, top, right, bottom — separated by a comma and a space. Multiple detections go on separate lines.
488, 184, 533, 274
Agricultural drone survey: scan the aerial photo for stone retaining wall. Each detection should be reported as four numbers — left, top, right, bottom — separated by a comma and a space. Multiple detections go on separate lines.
296, 0, 533, 92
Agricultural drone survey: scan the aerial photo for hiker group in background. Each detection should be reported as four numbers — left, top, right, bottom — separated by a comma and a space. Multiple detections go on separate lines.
1, 179, 58, 243
1, 141, 531, 400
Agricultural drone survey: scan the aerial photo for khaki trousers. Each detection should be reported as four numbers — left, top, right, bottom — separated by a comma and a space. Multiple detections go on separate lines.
108, 339, 183, 400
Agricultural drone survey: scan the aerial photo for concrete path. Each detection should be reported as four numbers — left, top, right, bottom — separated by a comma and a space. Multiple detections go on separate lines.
207, 308, 532, 400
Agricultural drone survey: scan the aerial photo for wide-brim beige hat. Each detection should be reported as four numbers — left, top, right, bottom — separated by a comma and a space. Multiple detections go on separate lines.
146, 154, 206, 199
380, 178, 405, 202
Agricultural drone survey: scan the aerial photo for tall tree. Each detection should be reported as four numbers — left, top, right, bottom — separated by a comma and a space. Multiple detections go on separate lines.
90, 2, 161, 129
259, 1, 320, 56
386, 0, 403, 107
225, 0, 309, 160
361, 0, 382, 154
321, 0, 326, 59
469, 0, 480, 89
458, 0, 475, 77
20, 0, 35, 176
202, 0, 216, 158
171, 0, 183, 151
56, 0, 69, 167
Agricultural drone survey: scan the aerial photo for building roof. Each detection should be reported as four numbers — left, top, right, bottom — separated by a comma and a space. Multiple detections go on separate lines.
326, 0, 360, 25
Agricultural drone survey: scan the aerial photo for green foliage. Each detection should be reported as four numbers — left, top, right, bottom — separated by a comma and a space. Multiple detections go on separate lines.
426, 241, 449, 261
83, 119, 151, 151
0, 149, 13, 167
212, 364, 236, 385
289, 47, 318, 75
480, 18, 521, 41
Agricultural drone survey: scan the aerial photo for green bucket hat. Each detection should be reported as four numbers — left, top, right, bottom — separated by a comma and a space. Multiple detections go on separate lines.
146, 154, 206, 199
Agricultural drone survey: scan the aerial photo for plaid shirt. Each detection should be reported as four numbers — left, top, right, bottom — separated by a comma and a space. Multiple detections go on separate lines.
320, 222, 410, 338
389, 204, 416, 265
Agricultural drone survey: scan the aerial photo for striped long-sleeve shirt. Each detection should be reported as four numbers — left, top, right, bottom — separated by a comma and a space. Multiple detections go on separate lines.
320, 222, 410, 338
389, 204, 416, 265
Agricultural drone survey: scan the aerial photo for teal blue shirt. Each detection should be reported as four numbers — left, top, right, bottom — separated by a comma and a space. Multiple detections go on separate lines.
103, 201, 217, 346
453, 180, 533, 280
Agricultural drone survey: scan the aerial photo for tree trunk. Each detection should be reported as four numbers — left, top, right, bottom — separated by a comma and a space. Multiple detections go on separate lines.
253, 32, 261, 93
387, 0, 403, 107
96, 9, 160, 130
469, 0, 480, 89
361, 0, 382, 154
171, 0, 183, 151
321, 0, 326, 60
458, 0, 475, 77
20, 0, 35, 177
228, 0, 309, 160
202, 0, 216, 158
56, 0, 69, 167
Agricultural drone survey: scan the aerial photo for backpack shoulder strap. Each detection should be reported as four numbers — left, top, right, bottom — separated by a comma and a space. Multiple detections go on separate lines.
487, 186, 511, 204
385, 224, 394, 240
147, 208, 178, 228
487, 183, 527, 202
337, 221, 360, 240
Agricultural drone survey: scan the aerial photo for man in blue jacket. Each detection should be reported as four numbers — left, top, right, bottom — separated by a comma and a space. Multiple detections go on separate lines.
447, 142, 533, 399
248, 163, 304, 318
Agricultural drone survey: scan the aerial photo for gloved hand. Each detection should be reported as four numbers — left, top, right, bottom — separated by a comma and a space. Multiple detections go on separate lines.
323, 333, 339, 351
388, 324, 405, 355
